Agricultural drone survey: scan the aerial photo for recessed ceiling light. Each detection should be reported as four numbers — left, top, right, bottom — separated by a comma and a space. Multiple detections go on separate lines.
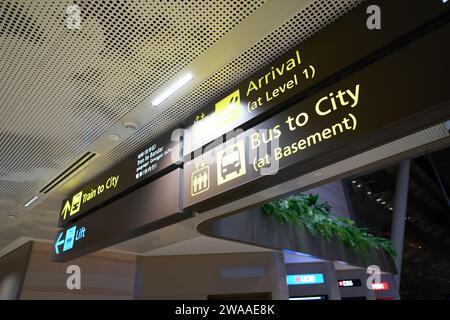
389, 207, 393, 211
351, 180, 357, 184
367, 191, 372, 195
357, 184, 362, 188
151, 73, 193, 106
123, 119, 139, 133
24, 195, 39, 207
381, 201, 386, 205
108, 134, 120, 141
376, 198, 382, 202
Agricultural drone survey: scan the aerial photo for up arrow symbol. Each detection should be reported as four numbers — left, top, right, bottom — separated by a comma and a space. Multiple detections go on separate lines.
54, 232, 65, 255
61, 200, 71, 220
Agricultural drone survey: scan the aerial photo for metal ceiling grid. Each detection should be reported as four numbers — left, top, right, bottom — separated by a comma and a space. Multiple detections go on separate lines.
82, 0, 365, 194
0, 0, 266, 214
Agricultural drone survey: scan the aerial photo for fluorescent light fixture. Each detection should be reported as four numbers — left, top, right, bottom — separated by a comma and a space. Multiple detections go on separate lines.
24, 195, 39, 207
289, 296, 324, 301
151, 73, 193, 106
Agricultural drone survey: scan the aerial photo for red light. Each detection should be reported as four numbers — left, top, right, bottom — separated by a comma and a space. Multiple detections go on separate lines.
371, 282, 389, 290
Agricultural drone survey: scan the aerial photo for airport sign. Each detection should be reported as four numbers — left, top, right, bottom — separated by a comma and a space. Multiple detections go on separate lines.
58, 128, 183, 227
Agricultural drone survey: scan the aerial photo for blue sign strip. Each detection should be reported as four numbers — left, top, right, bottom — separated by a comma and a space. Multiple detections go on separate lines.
286, 273, 325, 285
54, 225, 87, 255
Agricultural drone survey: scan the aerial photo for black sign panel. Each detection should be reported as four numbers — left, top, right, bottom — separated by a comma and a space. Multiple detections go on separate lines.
184, 22, 450, 211
338, 279, 362, 288
58, 128, 183, 227
183, 0, 449, 157
52, 169, 189, 262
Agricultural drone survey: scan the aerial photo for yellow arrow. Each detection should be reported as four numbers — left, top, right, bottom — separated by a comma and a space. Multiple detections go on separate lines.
61, 200, 71, 220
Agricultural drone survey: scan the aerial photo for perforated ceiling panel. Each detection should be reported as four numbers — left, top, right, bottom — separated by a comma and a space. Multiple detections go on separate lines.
0, 0, 378, 254
0, 0, 266, 215
83, 0, 365, 188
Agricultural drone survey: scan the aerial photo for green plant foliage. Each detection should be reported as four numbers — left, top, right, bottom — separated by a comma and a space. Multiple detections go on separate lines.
261, 193, 396, 257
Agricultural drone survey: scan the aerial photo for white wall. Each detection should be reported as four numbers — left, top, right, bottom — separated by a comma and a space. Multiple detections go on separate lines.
135, 251, 289, 300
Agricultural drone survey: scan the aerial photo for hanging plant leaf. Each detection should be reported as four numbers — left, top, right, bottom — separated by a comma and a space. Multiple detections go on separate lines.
261, 193, 396, 257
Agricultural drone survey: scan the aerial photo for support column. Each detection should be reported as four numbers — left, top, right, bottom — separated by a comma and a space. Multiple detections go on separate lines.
390, 159, 411, 298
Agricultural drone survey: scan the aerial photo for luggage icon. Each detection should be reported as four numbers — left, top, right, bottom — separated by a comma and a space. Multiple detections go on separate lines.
191, 164, 210, 196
